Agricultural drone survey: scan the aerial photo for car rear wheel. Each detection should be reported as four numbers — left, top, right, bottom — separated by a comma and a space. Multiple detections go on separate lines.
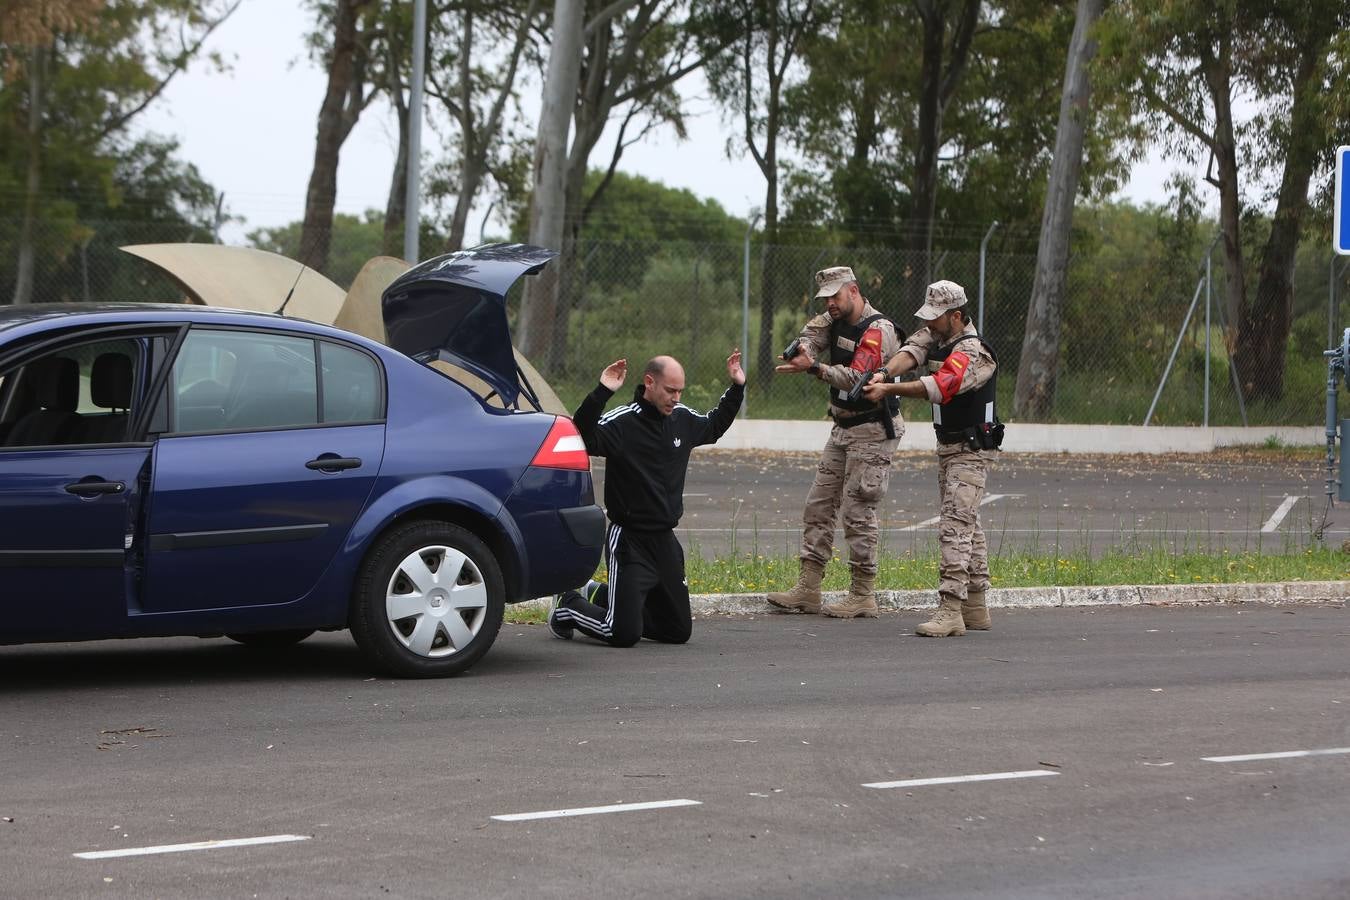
226, 629, 315, 648
349, 521, 504, 677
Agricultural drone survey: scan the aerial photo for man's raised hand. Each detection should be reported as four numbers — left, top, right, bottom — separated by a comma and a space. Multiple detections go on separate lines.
600, 358, 628, 391
727, 348, 746, 385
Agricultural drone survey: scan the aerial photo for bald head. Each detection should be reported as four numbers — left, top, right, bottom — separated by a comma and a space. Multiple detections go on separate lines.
642, 355, 686, 416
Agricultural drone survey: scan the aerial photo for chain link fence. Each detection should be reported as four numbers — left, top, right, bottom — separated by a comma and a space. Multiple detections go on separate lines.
3, 218, 1345, 426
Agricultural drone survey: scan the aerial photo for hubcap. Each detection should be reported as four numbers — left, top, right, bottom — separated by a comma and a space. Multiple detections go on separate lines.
384, 545, 489, 658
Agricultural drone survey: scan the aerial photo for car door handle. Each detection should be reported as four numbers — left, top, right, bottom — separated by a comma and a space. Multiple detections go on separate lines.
306, 455, 362, 473
65, 480, 125, 496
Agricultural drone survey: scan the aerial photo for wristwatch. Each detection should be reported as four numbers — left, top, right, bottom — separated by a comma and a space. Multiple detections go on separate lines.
808, 362, 822, 378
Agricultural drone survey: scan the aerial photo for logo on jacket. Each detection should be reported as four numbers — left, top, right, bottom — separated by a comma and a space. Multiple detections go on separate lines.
673, 437, 682, 448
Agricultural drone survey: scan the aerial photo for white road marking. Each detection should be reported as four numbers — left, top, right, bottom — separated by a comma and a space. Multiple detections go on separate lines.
74, 834, 310, 860
491, 798, 702, 822
862, 769, 1059, 790
1260, 495, 1301, 533
1202, 746, 1350, 763
897, 494, 1010, 532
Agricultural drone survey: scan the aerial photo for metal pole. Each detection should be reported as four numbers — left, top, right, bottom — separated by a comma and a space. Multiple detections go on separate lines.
403, 0, 427, 263
742, 209, 762, 419
1204, 245, 1212, 426
978, 220, 999, 333
1145, 274, 1206, 426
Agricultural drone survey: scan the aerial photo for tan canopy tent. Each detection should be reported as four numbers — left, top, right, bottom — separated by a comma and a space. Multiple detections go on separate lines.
121, 243, 567, 416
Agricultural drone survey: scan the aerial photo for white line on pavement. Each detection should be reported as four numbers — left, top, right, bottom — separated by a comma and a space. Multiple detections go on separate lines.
896, 494, 1009, 532
1202, 747, 1350, 763
74, 834, 310, 860
862, 769, 1059, 790
1260, 495, 1302, 533
492, 799, 702, 822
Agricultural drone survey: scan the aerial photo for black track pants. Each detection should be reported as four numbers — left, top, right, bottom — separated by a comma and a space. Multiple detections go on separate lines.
554, 524, 691, 647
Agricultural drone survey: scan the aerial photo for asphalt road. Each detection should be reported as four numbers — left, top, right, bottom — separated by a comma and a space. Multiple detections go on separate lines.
594, 448, 1347, 558
3, 603, 1348, 898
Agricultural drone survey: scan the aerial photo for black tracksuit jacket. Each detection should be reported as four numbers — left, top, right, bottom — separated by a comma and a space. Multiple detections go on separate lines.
573, 381, 744, 531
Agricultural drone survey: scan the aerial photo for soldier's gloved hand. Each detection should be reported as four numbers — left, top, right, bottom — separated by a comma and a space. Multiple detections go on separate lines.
861, 373, 889, 403
775, 346, 815, 374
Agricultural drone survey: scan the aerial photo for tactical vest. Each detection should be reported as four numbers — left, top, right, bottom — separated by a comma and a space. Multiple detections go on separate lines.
829, 313, 898, 415
929, 332, 998, 438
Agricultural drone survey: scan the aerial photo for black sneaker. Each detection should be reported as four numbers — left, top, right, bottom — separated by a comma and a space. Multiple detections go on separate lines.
548, 592, 577, 640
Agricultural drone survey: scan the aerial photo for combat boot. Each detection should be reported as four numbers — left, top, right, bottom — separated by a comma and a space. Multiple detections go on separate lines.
822, 571, 879, 619
766, 559, 825, 614
962, 588, 991, 630
916, 595, 966, 637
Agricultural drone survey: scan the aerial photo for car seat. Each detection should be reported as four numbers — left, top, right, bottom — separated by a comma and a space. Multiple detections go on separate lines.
3, 357, 80, 447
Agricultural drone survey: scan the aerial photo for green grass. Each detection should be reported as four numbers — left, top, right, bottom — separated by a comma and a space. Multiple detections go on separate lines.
505, 547, 1348, 622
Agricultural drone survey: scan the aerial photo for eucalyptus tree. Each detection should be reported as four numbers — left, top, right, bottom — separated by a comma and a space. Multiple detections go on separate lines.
424, 0, 546, 251
518, 0, 730, 371
1, 0, 237, 305
297, 0, 379, 274
704, 0, 827, 392
1012, 0, 1105, 420
1234, 0, 1350, 401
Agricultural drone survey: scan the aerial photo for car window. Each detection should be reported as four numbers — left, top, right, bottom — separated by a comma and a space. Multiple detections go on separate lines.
320, 341, 382, 423
0, 338, 141, 448
171, 330, 318, 433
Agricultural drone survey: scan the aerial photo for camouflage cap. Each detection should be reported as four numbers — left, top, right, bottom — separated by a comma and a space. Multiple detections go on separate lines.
814, 265, 856, 298
914, 279, 968, 320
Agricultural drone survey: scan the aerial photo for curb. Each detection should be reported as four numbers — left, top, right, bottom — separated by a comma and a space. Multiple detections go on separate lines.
518, 581, 1349, 616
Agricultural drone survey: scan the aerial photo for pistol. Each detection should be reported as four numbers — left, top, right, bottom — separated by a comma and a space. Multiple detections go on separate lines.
781, 338, 803, 361
846, 369, 889, 404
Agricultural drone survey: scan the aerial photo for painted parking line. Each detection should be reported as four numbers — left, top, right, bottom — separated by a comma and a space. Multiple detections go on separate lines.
1202, 746, 1350, 764
1260, 495, 1302, 533
862, 769, 1059, 790
74, 834, 310, 860
897, 494, 1011, 532
491, 798, 702, 822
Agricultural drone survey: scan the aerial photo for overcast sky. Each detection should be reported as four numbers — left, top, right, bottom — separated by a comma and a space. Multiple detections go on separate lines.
140, 0, 1195, 246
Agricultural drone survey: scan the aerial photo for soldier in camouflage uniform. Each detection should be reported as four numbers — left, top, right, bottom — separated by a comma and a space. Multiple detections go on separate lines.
863, 280, 1001, 636
765, 266, 902, 619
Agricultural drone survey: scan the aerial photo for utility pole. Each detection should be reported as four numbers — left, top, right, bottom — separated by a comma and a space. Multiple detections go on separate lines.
403, 0, 427, 263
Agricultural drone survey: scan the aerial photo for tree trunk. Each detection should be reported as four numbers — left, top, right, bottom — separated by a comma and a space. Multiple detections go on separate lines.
518, 0, 585, 362
1012, 0, 1103, 421
381, 10, 409, 260
1234, 46, 1323, 403
905, 9, 943, 307
904, 0, 978, 309
1200, 35, 1245, 348
756, 166, 779, 395
11, 47, 45, 306
298, 0, 369, 274
446, 155, 485, 251
383, 90, 409, 259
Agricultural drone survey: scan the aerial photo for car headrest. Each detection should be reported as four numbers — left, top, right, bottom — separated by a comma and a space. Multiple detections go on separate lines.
91, 353, 133, 410
33, 357, 79, 411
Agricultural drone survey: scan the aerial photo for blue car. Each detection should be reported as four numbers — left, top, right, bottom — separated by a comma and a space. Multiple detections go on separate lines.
0, 244, 604, 677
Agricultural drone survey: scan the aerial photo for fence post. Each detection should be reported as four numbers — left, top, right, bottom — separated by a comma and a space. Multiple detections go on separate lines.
1204, 243, 1212, 426
978, 221, 999, 333
742, 210, 761, 419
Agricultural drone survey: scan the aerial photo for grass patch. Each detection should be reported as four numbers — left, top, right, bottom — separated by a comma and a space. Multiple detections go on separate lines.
505, 547, 1347, 622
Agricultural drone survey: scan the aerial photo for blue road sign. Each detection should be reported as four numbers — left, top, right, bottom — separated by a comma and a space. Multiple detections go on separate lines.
1338, 146, 1350, 255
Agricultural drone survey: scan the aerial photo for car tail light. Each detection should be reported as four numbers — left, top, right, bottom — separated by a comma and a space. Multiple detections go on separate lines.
530, 416, 590, 471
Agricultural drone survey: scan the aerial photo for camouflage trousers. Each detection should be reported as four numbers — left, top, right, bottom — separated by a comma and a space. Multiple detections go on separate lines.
799, 420, 901, 579
937, 444, 993, 601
